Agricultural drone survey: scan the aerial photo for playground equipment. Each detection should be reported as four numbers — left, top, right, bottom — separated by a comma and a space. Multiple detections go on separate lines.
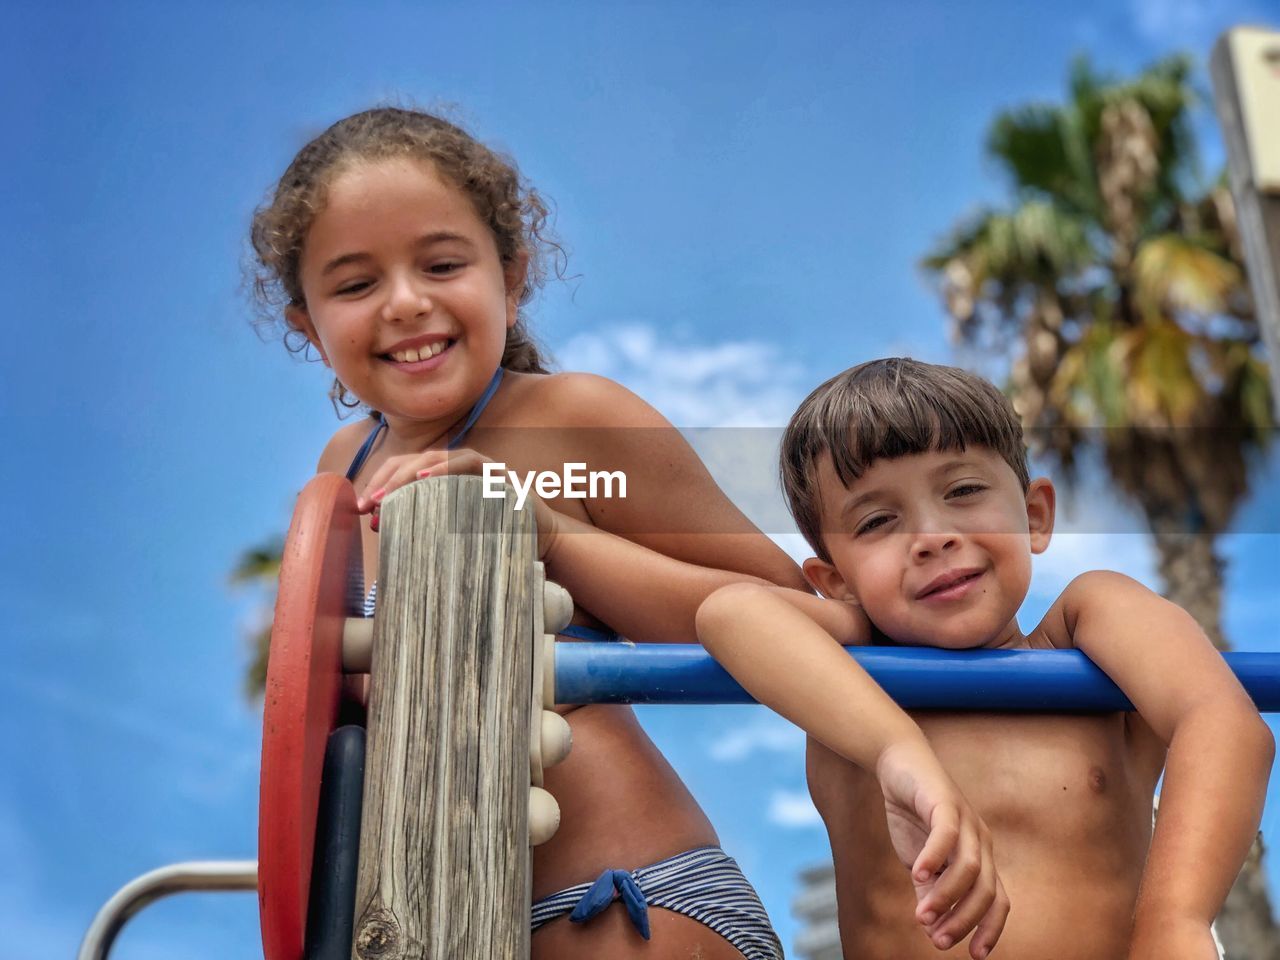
1212, 25, 1280, 413
79, 472, 1280, 960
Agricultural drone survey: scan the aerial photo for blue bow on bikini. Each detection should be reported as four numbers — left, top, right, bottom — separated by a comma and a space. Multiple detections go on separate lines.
569, 868, 651, 939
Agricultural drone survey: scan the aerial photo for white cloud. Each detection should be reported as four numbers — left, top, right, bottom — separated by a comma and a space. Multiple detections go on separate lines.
768, 789, 823, 829
707, 715, 805, 762
555, 324, 807, 427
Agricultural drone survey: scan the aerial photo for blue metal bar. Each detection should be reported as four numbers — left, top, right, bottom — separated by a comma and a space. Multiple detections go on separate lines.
554, 645, 1280, 711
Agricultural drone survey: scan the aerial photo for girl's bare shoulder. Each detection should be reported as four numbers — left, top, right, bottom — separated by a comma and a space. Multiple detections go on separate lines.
500, 371, 672, 429
315, 416, 382, 474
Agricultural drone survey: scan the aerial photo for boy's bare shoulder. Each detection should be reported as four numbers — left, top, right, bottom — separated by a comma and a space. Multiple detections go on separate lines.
1025, 570, 1144, 651
315, 417, 382, 474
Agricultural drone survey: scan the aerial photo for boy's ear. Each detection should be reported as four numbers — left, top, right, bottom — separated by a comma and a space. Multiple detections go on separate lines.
285, 305, 329, 367
802, 557, 858, 604
1026, 477, 1055, 554
503, 252, 529, 330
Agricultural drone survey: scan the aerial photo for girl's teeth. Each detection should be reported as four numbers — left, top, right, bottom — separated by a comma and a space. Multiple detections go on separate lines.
390, 341, 450, 363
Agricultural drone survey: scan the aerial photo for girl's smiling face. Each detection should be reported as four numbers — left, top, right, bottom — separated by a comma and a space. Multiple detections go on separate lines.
288, 158, 522, 434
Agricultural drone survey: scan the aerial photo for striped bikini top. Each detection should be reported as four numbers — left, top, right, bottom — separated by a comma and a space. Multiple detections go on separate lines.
347, 367, 620, 643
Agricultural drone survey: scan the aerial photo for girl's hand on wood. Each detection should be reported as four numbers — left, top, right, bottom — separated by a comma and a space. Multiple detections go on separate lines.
355, 448, 559, 558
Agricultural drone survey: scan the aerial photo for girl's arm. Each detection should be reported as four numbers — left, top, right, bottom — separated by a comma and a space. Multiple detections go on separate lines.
533, 373, 809, 638
1052, 572, 1274, 959
355, 372, 809, 641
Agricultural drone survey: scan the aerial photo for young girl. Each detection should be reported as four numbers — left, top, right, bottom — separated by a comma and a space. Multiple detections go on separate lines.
249, 107, 1005, 960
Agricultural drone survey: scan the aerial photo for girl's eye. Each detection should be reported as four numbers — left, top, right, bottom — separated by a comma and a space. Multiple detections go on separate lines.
335, 280, 371, 296
428, 261, 463, 275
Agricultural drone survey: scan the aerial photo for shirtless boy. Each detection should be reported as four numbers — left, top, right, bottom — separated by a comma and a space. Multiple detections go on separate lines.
697, 358, 1272, 959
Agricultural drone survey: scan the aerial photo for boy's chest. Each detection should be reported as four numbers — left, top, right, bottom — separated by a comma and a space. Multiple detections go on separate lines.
811, 711, 1166, 860
811, 712, 1168, 958
914, 711, 1166, 843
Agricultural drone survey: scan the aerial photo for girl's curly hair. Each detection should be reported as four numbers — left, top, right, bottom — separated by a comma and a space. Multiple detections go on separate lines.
249, 106, 560, 412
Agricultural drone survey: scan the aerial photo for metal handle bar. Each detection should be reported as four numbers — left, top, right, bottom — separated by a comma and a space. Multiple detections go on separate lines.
78, 860, 257, 960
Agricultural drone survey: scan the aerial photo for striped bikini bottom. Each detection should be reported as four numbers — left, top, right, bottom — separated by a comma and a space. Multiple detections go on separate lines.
530, 845, 783, 960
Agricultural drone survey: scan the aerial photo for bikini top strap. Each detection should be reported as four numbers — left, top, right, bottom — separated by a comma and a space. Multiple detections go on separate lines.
344, 367, 504, 480
447, 367, 504, 450
345, 415, 388, 481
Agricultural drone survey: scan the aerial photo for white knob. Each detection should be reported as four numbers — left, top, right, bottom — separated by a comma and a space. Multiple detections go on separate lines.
529, 786, 561, 846
542, 581, 573, 634
540, 711, 572, 768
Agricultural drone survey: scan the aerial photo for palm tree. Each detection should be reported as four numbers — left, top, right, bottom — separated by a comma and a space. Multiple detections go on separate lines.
229, 537, 283, 699
923, 54, 1276, 957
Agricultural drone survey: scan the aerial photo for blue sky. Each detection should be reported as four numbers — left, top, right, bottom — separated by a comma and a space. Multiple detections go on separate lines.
4, 1, 1279, 956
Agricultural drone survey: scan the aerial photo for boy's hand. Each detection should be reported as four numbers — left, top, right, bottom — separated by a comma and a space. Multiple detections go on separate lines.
1128, 916, 1221, 960
354, 448, 560, 558
876, 738, 1009, 959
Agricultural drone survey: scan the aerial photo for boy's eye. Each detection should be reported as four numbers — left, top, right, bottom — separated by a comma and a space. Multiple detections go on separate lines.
856, 514, 891, 535
947, 483, 986, 498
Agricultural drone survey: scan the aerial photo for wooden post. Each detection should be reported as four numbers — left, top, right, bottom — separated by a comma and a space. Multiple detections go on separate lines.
353, 476, 536, 959
1211, 26, 1280, 415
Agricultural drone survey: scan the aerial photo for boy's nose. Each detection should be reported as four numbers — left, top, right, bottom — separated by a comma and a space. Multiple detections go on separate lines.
911, 530, 959, 560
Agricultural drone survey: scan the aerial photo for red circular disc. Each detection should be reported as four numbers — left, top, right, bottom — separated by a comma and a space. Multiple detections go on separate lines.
259, 473, 361, 960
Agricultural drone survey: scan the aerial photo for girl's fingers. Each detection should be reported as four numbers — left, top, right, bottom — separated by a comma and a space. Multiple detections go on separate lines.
357, 465, 395, 511
356, 448, 499, 513
419, 450, 488, 478
357, 451, 452, 509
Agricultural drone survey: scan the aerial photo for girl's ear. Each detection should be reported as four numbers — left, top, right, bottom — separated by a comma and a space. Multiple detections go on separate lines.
803, 557, 858, 603
1026, 477, 1056, 554
503, 252, 529, 330
285, 305, 329, 366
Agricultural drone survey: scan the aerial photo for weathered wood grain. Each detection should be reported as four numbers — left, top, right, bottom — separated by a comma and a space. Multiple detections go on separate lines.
353, 477, 536, 959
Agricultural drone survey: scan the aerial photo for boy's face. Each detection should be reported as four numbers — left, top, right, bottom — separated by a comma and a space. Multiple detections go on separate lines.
803, 446, 1054, 649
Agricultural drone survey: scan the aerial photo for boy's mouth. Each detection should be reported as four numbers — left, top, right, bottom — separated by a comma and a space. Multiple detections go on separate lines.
916, 568, 985, 600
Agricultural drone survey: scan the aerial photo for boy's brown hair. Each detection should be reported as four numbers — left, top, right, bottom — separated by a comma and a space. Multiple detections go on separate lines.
780, 358, 1030, 561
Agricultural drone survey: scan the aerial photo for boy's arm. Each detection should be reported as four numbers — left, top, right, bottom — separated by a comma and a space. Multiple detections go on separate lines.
698, 583, 1009, 959
698, 584, 892, 760
1058, 572, 1274, 954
